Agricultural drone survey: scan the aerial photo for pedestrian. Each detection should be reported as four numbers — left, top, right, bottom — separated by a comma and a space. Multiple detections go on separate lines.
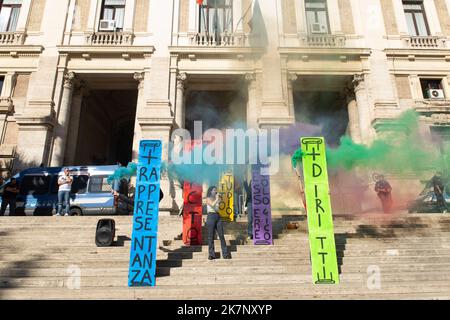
431, 171, 448, 213
55, 168, 73, 216
243, 179, 253, 240
374, 174, 393, 213
0, 178, 20, 216
205, 186, 231, 260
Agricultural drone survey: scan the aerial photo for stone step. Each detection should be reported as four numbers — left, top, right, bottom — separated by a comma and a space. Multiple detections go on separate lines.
1, 274, 450, 288
0, 287, 449, 300
1, 253, 448, 264
2, 241, 447, 253
1, 263, 450, 277
1, 247, 448, 258
3, 258, 450, 269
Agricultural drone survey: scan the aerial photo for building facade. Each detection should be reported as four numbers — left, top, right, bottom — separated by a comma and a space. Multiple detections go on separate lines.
0, 0, 449, 213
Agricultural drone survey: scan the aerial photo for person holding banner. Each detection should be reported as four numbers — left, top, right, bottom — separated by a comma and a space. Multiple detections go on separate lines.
206, 186, 231, 260
243, 179, 253, 240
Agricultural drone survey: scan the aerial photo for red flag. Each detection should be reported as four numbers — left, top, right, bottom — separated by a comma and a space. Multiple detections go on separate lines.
196, 0, 203, 5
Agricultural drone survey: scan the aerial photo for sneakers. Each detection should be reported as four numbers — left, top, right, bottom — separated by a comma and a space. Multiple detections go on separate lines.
64, 213, 69, 216
54, 214, 61, 216
208, 256, 215, 260
223, 254, 232, 259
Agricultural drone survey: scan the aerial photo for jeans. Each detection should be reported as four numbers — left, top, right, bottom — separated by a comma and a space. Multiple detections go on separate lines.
0, 197, 16, 216
57, 191, 71, 215
206, 213, 229, 258
247, 202, 253, 237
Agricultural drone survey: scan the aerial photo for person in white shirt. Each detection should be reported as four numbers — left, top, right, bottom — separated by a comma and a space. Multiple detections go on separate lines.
205, 186, 231, 260
55, 168, 73, 216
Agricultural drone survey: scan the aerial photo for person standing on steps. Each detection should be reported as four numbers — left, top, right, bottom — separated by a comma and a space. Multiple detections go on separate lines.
205, 186, 231, 260
374, 174, 393, 214
55, 168, 73, 216
0, 178, 20, 216
243, 179, 253, 240
431, 171, 448, 213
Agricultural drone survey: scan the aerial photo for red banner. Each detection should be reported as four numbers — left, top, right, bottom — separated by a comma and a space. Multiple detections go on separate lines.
182, 182, 203, 246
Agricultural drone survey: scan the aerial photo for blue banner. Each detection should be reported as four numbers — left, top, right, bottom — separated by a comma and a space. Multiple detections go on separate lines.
128, 140, 162, 287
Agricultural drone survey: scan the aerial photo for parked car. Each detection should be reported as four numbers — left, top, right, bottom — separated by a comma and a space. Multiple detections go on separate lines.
408, 182, 450, 213
0, 165, 133, 216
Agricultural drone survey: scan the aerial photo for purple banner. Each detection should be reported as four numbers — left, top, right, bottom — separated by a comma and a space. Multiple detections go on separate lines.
251, 165, 273, 245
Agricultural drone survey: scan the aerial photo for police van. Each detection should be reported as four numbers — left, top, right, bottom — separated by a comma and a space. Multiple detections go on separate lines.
0, 165, 133, 216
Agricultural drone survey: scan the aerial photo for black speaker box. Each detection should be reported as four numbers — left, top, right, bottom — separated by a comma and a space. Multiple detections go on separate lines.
95, 219, 116, 247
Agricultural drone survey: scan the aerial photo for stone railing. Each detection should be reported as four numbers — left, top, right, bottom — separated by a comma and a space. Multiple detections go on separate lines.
303, 34, 346, 47
0, 32, 26, 45
190, 32, 250, 47
85, 32, 134, 45
404, 36, 445, 48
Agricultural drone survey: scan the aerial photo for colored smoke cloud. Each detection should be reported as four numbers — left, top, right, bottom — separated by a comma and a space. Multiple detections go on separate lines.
107, 162, 138, 184
292, 110, 449, 174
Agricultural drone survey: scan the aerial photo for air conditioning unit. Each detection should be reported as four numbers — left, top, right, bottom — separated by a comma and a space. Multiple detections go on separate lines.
426, 89, 445, 99
99, 20, 116, 31
311, 23, 327, 34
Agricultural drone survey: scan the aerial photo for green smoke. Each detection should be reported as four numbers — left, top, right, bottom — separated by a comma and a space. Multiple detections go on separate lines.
292, 110, 449, 174
107, 162, 138, 184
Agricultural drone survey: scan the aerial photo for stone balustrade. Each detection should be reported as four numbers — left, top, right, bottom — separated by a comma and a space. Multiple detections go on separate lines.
85, 32, 134, 45
0, 32, 26, 45
303, 34, 346, 47
405, 36, 445, 48
190, 32, 250, 47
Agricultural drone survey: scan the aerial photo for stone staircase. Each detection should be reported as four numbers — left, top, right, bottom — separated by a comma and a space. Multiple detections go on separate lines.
0, 212, 450, 299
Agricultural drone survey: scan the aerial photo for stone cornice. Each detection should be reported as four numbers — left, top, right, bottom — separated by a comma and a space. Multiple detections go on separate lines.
0, 45, 44, 57
169, 46, 265, 58
385, 48, 450, 59
278, 47, 372, 59
414, 99, 450, 113
57, 45, 155, 56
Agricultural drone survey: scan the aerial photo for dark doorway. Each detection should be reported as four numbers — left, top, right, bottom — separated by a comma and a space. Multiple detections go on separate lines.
293, 91, 349, 147
74, 89, 137, 165
185, 90, 247, 136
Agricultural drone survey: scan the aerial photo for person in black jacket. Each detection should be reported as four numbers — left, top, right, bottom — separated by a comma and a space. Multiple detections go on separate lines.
0, 178, 20, 216
431, 172, 448, 213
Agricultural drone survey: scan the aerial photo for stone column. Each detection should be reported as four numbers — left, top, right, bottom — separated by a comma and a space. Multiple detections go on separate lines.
131, 71, 145, 161
345, 87, 362, 144
287, 72, 297, 118
175, 72, 187, 129
0, 98, 13, 145
353, 74, 372, 145
65, 82, 85, 165
245, 72, 259, 129
50, 71, 75, 167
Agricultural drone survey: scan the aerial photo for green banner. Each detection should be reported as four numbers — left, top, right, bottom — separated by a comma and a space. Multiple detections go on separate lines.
301, 137, 340, 285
